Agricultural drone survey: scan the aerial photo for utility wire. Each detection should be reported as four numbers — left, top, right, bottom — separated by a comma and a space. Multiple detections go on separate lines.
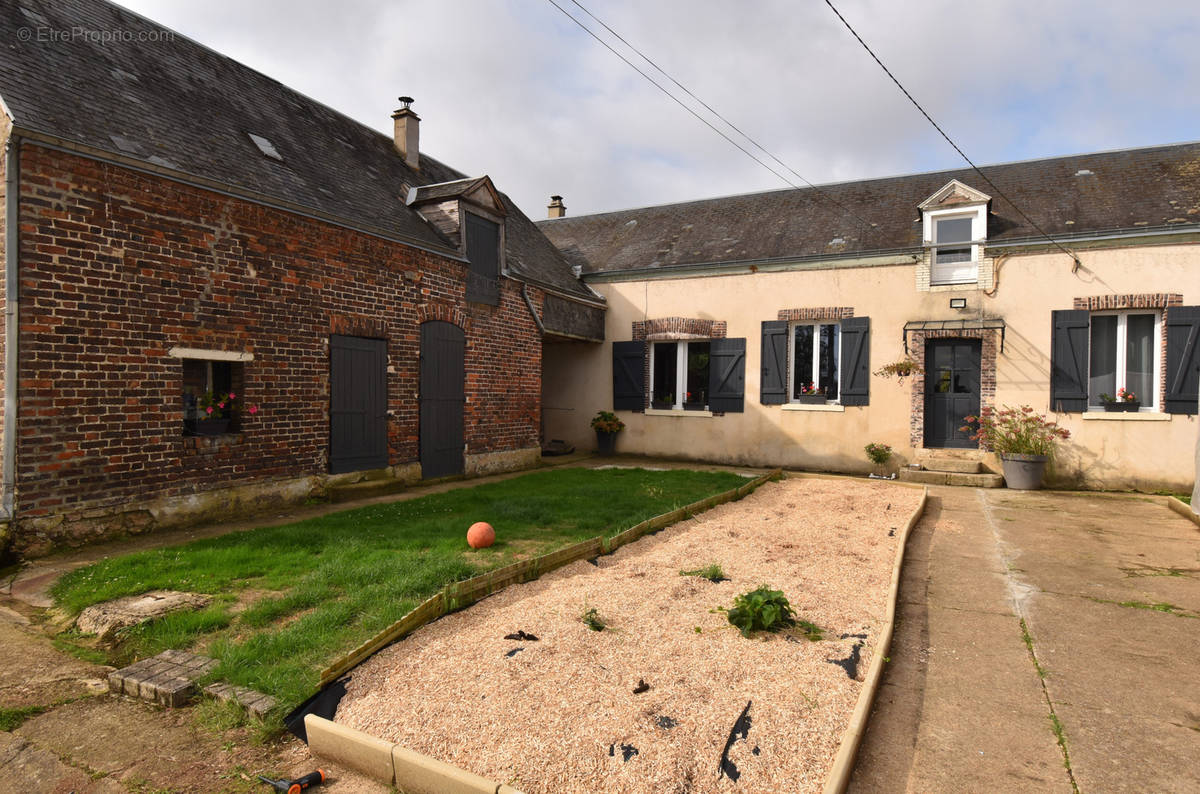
545, 0, 878, 237
565, 0, 880, 233
822, 0, 1080, 265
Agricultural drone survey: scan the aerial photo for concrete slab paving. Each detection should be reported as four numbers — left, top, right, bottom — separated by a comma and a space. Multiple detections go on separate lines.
849, 485, 1200, 793
0, 732, 126, 793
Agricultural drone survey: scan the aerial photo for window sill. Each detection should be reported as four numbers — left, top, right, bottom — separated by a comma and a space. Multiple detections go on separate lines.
781, 402, 845, 412
928, 281, 979, 291
644, 408, 714, 418
1081, 411, 1170, 421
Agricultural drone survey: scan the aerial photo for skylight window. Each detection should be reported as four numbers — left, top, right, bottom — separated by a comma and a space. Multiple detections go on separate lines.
247, 133, 283, 161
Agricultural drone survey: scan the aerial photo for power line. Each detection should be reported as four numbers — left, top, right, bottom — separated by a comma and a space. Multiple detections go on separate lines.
822, 0, 1081, 266
544, 0, 879, 236
565, 0, 881, 233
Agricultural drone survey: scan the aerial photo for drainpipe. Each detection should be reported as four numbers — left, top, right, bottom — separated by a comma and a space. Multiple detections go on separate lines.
2, 136, 18, 521
520, 283, 545, 336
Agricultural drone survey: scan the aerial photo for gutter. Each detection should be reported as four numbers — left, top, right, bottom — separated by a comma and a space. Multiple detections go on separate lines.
2, 135, 18, 520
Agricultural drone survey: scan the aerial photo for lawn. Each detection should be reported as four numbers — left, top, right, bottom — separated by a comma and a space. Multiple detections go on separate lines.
52, 467, 746, 710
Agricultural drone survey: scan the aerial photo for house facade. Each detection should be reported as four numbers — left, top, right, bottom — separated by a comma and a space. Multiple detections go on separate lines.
540, 147, 1200, 492
0, 0, 603, 557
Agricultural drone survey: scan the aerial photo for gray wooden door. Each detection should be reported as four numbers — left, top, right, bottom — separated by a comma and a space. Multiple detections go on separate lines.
924, 339, 981, 448
420, 321, 465, 479
330, 335, 388, 474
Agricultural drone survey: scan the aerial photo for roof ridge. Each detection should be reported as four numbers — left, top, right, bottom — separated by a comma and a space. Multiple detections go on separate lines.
541, 138, 1200, 223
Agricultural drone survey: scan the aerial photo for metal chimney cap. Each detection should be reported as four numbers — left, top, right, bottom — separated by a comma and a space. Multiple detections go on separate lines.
398, 96, 414, 109
550, 194, 563, 202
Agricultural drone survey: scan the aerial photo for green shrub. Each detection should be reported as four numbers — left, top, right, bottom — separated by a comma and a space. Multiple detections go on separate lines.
727, 585, 796, 637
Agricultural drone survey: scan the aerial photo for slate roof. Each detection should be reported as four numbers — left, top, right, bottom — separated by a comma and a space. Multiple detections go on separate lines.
0, 0, 598, 302
538, 142, 1200, 275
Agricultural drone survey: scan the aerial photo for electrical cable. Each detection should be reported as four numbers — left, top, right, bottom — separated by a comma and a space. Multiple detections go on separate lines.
565, 0, 881, 234
544, 0, 878, 238
822, 0, 1081, 266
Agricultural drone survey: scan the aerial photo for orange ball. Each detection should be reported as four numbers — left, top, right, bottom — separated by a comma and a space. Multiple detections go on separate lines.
467, 521, 495, 549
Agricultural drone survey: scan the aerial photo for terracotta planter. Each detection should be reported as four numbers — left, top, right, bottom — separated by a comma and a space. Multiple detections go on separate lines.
1000, 453, 1048, 490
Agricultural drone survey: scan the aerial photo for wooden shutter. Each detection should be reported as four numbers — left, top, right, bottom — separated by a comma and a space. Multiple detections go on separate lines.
465, 213, 500, 305
612, 341, 645, 411
1050, 310, 1090, 412
1165, 305, 1200, 415
840, 317, 870, 406
760, 321, 788, 405
708, 338, 746, 413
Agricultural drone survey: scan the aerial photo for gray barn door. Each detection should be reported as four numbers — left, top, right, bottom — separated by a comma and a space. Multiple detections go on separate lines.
330, 335, 389, 474
924, 339, 981, 448
420, 321, 465, 479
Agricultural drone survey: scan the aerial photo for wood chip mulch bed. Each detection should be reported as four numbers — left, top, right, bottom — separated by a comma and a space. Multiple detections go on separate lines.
336, 477, 920, 793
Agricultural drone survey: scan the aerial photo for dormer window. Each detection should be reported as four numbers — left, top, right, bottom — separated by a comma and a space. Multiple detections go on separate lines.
919, 180, 990, 287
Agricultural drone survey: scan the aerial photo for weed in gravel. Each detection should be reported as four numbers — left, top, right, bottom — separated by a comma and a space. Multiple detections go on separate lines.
0, 704, 48, 731
581, 607, 607, 632
680, 563, 728, 583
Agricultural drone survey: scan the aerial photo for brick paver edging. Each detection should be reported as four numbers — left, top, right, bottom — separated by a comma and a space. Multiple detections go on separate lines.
822, 483, 928, 794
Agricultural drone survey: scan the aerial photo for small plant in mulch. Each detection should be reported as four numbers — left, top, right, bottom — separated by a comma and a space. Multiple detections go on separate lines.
581, 607, 607, 632
726, 585, 796, 638
680, 563, 728, 583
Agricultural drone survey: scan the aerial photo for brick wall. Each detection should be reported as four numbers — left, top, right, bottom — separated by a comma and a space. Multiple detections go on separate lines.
13, 144, 541, 553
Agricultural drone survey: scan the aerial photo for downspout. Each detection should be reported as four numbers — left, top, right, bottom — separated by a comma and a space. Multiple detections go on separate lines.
2, 136, 18, 520
521, 283, 545, 336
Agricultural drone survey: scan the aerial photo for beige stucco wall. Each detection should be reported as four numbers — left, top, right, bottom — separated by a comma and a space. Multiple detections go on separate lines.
545, 244, 1198, 492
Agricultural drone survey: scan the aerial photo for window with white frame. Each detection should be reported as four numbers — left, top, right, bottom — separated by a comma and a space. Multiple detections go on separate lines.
789, 322, 840, 402
930, 212, 980, 285
1088, 311, 1161, 409
650, 341, 710, 410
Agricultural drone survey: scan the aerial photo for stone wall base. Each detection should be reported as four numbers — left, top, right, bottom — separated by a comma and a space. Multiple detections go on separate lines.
11, 462, 424, 560
463, 446, 541, 478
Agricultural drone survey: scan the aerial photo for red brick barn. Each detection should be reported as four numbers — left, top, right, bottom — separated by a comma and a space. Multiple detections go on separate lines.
0, 0, 604, 557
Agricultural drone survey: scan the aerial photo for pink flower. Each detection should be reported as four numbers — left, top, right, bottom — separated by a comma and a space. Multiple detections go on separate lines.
205, 406, 213, 415
228, 393, 236, 399
217, 402, 225, 409
248, 405, 259, 415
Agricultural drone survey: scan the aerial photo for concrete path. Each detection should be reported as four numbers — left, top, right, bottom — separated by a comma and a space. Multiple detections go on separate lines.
849, 486, 1200, 793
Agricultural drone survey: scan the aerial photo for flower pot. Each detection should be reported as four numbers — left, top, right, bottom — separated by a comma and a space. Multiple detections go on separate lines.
1120, 401, 1141, 412
1102, 402, 1123, 412
796, 394, 826, 405
190, 418, 231, 436
1000, 453, 1048, 490
596, 430, 618, 456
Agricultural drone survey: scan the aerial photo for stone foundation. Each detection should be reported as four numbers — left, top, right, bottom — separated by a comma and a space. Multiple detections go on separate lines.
463, 446, 541, 478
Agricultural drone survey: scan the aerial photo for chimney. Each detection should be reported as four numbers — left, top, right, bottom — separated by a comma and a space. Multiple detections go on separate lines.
392, 96, 420, 170
547, 195, 566, 219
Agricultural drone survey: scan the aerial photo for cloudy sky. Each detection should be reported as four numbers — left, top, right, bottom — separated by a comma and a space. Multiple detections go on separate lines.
115, 0, 1200, 220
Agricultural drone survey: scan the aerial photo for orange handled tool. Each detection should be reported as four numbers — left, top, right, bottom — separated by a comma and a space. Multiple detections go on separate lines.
257, 769, 326, 793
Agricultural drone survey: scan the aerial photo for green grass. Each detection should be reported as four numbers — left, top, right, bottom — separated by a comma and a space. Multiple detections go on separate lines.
679, 563, 727, 582
51, 467, 745, 708
0, 704, 49, 731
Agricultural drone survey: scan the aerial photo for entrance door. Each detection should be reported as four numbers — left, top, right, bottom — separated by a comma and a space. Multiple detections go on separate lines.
330, 335, 389, 474
420, 321, 465, 479
924, 339, 981, 448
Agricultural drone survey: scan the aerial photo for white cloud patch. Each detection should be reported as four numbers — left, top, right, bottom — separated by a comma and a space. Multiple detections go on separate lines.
116, 0, 1200, 218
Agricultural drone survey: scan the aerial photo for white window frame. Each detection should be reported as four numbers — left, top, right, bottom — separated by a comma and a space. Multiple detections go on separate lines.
787, 321, 841, 404
1087, 309, 1162, 411
923, 205, 986, 285
649, 340, 709, 411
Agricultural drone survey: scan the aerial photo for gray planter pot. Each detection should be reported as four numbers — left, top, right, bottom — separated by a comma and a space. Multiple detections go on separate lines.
1000, 453, 1048, 490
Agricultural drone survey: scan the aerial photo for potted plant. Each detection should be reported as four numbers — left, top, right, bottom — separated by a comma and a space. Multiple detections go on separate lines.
961, 405, 1070, 490
874, 357, 923, 384
651, 392, 674, 410
1100, 388, 1141, 412
590, 411, 625, 456
188, 389, 239, 436
864, 442, 894, 479
795, 383, 827, 404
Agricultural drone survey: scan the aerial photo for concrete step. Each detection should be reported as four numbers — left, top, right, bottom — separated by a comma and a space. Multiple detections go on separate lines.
899, 469, 1005, 488
922, 457, 983, 474
328, 478, 406, 504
